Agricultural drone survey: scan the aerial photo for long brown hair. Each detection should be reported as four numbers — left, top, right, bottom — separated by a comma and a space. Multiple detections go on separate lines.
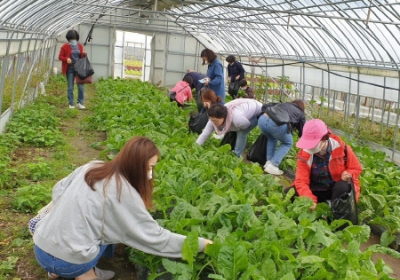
201, 89, 222, 104
292, 99, 305, 112
200, 49, 217, 65
84, 136, 160, 209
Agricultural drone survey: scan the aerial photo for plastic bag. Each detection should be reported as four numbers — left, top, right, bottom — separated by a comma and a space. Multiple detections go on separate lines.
228, 81, 240, 98
189, 109, 208, 134
74, 56, 94, 80
331, 180, 358, 227
195, 86, 208, 112
247, 133, 268, 165
220, 131, 237, 150
75, 75, 92, 84
168, 91, 176, 102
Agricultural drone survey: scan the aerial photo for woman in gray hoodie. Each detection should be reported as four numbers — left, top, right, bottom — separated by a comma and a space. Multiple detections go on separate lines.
33, 136, 212, 280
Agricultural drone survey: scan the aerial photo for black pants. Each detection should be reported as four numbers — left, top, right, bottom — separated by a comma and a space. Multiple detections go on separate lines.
284, 180, 350, 203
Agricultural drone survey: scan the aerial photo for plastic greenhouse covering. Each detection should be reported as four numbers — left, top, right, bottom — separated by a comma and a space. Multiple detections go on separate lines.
0, 0, 399, 160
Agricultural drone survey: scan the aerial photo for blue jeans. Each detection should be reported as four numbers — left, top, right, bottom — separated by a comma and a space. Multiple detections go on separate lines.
34, 244, 115, 278
234, 116, 258, 157
66, 67, 84, 106
257, 114, 293, 166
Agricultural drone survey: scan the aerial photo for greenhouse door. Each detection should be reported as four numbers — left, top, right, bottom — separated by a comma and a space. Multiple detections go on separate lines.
114, 31, 151, 81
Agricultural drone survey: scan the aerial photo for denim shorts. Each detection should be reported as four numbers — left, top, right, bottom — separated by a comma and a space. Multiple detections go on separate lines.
34, 244, 115, 278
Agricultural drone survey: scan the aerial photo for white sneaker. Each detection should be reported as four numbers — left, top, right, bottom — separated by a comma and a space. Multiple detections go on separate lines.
68, 105, 75, 109
264, 162, 284, 175
263, 160, 271, 169
77, 103, 86, 110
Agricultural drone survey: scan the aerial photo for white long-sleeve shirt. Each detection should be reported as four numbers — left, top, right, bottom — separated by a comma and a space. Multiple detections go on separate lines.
196, 99, 263, 145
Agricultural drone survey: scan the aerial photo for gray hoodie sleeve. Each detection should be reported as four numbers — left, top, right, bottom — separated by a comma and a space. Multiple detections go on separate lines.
195, 120, 215, 145
103, 186, 205, 258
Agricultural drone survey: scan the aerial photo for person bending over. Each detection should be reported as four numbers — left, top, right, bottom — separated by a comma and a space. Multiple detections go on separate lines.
196, 99, 262, 157
33, 136, 212, 280
168, 75, 193, 107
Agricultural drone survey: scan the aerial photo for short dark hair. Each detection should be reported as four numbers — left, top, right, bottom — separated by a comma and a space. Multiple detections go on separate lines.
200, 49, 217, 65
239, 79, 247, 87
226, 55, 236, 63
183, 75, 193, 85
208, 104, 227, 119
66, 30, 80, 41
321, 133, 331, 141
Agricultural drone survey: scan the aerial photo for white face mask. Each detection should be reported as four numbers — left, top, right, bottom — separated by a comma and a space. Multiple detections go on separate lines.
305, 145, 321, 154
69, 40, 77, 45
240, 87, 246, 90
147, 170, 153, 180
305, 140, 327, 155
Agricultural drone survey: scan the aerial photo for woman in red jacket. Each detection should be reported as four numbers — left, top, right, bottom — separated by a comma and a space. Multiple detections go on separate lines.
59, 30, 86, 109
285, 119, 362, 213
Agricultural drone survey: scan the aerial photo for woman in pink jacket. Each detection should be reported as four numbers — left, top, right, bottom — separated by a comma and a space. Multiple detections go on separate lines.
168, 76, 193, 107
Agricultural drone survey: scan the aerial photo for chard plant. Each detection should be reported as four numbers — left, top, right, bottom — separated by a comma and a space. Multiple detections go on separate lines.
92, 78, 400, 279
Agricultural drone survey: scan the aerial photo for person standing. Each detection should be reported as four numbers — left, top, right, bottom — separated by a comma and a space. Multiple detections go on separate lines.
258, 100, 306, 175
33, 136, 213, 280
196, 99, 262, 157
58, 30, 87, 109
226, 55, 245, 83
200, 49, 225, 102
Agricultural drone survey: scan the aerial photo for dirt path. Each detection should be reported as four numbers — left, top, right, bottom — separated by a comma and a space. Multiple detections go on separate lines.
0, 81, 138, 279
48, 84, 138, 280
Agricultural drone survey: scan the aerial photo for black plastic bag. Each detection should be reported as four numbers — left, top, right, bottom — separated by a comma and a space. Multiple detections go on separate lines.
247, 134, 268, 165
74, 56, 94, 80
228, 81, 239, 98
331, 179, 358, 227
196, 86, 208, 112
189, 109, 208, 134
220, 131, 237, 150
168, 91, 176, 102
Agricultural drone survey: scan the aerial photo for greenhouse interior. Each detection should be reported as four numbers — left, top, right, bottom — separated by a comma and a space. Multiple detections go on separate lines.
0, 0, 400, 279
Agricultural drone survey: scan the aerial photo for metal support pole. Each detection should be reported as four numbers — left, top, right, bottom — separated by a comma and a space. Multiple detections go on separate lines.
0, 34, 13, 116
302, 62, 306, 109
319, 70, 324, 118
380, 77, 386, 135
182, 32, 186, 79
11, 39, 24, 116
122, 31, 125, 78
163, 32, 170, 86
327, 64, 331, 121
345, 73, 351, 122
353, 69, 361, 136
143, 35, 147, 81
392, 72, 400, 161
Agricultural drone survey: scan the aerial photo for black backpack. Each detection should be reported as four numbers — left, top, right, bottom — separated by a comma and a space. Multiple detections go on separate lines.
263, 103, 290, 126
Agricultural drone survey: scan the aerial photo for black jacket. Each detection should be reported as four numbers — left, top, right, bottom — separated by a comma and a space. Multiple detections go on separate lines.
227, 62, 245, 83
261, 102, 306, 136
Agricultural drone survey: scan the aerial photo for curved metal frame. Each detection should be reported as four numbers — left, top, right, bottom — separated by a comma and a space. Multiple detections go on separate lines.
0, 0, 398, 70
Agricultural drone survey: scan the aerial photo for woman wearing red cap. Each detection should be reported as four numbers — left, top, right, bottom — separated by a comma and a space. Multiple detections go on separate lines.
286, 119, 362, 213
